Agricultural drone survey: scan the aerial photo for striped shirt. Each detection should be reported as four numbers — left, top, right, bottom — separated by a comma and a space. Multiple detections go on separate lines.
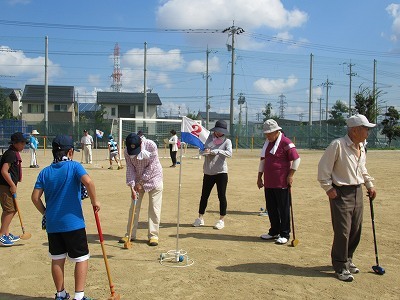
125, 138, 163, 192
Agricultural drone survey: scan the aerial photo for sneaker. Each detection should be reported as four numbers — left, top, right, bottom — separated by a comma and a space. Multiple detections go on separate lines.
260, 233, 279, 240
336, 269, 354, 282
192, 218, 205, 227
73, 297, 92, 300
213, 220, 225, 230
117, 166, 123, 170
8, 233, 20, 242
0, 234, 14, 246
118, 236, 135, 243
349, 262, 360, 274
148, 237, 159, 246
108, 166, 113, 170
54, 292, 70, 300
275, 236, 288, 245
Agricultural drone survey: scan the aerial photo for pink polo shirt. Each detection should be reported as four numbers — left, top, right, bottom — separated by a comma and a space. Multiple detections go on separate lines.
261, 133, 299, 188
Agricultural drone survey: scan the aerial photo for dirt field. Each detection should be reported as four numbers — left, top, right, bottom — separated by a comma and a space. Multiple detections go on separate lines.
0, 147, 399, 300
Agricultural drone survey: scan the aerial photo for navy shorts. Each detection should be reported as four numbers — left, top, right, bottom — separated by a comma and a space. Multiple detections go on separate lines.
48, 228, 89, 262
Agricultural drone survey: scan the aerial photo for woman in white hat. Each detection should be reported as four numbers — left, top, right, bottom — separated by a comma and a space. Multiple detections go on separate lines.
29, 130, 40, 168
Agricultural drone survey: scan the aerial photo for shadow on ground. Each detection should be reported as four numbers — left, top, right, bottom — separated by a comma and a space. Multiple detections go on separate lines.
217, 263, 333, 278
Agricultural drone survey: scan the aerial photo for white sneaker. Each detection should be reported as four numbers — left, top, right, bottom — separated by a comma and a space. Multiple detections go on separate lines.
192, 218, 204, 227
336, 269, 354, 282
213, 220, 225, 230
349, 262, 360, 274
260, 233, 279, 240
275, 236, 288, 244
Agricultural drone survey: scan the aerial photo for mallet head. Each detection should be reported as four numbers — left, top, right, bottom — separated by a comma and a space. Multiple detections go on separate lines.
372, 265, 385, 275
123, 241, 132, 249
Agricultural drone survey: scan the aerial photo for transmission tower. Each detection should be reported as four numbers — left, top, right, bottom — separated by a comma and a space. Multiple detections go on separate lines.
111, 43, 122, 92
277, 94, 287, 119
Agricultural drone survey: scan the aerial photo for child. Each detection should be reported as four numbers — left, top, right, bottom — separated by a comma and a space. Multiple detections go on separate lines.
0, 132, 27, 246
31, 135, 100, 300
107, 135, 122, 170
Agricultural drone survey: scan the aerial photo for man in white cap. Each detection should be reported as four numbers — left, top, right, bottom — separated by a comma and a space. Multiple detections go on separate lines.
29, 129, 40, 168
257, 119, 300, 245
318, 114, 377, 282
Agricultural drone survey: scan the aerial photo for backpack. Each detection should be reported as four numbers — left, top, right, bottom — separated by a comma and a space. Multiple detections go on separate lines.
177, 139, 181, 149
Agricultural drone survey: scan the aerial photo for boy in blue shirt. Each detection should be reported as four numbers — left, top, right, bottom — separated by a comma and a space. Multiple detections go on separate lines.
31, 135, 100, 300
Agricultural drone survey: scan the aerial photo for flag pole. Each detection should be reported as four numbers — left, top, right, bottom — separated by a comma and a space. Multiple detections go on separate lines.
159, 116, 194, 267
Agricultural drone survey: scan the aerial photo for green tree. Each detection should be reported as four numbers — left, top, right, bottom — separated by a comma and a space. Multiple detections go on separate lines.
381, 106, 400, 147
262, 102, 278, 122
94, 104, 107, 125
0, 90, 16, 119
328, 100, 348, 126
353, 86, 380, 122
186, 112, 198, 120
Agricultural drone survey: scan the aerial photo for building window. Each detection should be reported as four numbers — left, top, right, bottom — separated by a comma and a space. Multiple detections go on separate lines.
54, 104, 68, 112
28, 104, 44, 113
138, 105, 143, 113
130, 106, 135, 114
111, 107, 116, 116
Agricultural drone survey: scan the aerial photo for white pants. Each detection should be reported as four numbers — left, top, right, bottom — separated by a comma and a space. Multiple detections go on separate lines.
83, 145, 92, 164
30, 148, 37, 166
125, 183, 163, 240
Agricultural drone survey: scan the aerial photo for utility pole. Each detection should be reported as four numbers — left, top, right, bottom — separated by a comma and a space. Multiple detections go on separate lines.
238, 93, 245, 137
321, 78, 333, 120
308, 53, 313, 126
373, 59, 377, 124
143, 42, 148, 119
223, 23, 245, 135
44, 36, 49, 136
344, 61, 356, 116
318, 97, 323, 127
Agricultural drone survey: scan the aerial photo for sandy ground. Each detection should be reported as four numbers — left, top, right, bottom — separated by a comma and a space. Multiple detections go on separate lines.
0, 147, 399, 300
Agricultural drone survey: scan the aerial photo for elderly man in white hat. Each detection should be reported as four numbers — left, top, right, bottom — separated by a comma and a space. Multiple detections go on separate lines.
318, 114, 377, 282
29, 129, 40, 168
257, 119, 300, 245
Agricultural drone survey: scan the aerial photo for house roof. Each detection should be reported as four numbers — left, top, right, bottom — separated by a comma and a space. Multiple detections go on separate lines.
0, 88, 21, 102
21, 85, 74, 103
197, 111, 230, 120
97, 92, 162, 105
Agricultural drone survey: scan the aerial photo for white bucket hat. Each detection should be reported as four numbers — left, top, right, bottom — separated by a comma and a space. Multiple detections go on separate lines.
31, 129, 40, 135
263, 119, 282, 133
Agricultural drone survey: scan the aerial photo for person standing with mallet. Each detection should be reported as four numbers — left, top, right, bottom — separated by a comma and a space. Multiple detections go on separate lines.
318, 114, 377, 282
31, 135, 100, 300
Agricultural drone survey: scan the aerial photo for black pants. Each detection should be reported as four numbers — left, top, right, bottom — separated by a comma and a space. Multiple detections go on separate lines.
198, 173, 228, 216
169, 147, 177, 165
265, 188, 290, 239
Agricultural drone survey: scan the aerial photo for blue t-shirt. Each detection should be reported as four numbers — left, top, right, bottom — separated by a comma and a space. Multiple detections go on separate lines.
34, 160, 87, 233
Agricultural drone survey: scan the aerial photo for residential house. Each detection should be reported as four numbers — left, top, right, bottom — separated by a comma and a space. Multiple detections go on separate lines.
0, 87, 22, 118
196, 111, 231, 130
97, 92, 162, 120
21, 85, 75, 124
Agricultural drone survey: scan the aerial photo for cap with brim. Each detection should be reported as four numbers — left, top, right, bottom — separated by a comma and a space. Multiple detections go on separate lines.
210, 120, 229, 135
9, 132, 29, 144
52, 135, 74, 151
126, 133, 142, 155
31, 129, 40, 135
263, 119, 282, 133
346, 114, 376, 128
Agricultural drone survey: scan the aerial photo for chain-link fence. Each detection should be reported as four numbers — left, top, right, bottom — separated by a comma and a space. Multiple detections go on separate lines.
1, 119, 398, 150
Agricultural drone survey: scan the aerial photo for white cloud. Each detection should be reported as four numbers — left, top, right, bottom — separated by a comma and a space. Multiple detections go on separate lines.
186, 56, 220, 73
156, 0, 308, 30
386, 3, 400, 42
253, 75, 298, 94
88, 75, 102, 86
0, 46, 61, 82
122, 47, 185, 70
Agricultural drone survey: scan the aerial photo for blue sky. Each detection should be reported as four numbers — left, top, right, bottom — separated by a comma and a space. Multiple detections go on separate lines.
1, 0, 400, 122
